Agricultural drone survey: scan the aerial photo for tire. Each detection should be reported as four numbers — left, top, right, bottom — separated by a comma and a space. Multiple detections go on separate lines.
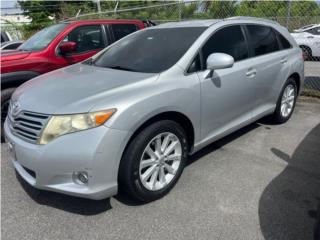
1, 88, 16, 142
118, 120, 188, 203
270, 78, 297, 124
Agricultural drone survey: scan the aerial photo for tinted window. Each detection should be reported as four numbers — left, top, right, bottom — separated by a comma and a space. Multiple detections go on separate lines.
111, 24, 138, 41
4, 43, 22, 50
246, 25, 280, 56
202, 25, 248, 66
278, 33, 291, 49
187, 53, 201, 73
63, 25, 104, 54
307, 27, 320, 35
93, 27, 206, 73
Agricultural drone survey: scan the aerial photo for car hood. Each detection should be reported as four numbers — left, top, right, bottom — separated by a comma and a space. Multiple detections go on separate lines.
1, 50, 31, 62
13, 63, 158, 114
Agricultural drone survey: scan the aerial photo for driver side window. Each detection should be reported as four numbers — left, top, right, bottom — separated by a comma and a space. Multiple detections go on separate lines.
201, 25, 249, 68
62, 25, 104, 54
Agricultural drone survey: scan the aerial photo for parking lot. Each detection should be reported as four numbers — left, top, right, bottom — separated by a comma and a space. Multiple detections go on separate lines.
1, 98, 319, 240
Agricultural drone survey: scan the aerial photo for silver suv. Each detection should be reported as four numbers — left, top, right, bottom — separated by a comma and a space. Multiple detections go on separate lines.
4, 17, 304, 202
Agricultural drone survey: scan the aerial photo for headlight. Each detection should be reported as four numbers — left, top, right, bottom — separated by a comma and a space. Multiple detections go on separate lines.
39, 109, 116, 144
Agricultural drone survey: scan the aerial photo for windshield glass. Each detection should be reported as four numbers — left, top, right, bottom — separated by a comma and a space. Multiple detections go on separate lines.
93, 27, 206, 73
19, 23, 68, 51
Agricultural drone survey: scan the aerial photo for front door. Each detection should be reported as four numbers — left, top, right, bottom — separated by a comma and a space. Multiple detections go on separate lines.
56, 24, 106, 68
198, 25, 257, 142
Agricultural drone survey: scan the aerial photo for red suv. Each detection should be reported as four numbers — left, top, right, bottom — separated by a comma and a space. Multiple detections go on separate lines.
1, 19, 145, 132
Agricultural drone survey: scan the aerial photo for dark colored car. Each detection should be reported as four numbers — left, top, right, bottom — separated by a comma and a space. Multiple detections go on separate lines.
1, 19, 145, 136
1, 40, 24, 50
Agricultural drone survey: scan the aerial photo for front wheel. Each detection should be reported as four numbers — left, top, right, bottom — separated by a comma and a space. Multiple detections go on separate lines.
1, 88, 16, 142
118, 120, 188, 203
270, 78, 297, 124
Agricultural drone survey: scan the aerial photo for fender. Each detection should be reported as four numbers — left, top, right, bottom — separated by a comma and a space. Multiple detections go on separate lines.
1, 71, 40, 88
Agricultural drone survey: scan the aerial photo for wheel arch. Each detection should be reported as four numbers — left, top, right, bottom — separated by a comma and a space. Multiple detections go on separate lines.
126, 111, 195, 154
289, 72, 301, 94
116, 110, 195, 187
299, 45, 312, 54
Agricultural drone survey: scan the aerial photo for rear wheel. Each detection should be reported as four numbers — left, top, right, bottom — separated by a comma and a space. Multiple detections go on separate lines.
1, 88, 15, 142
270, 78, 297, 124
118, 120, 188, 202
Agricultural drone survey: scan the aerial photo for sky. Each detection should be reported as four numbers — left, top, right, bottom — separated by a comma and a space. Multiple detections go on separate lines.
1, 0, 22, 14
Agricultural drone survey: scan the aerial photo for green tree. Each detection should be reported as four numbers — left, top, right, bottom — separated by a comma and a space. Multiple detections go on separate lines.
18, 1, 56, 31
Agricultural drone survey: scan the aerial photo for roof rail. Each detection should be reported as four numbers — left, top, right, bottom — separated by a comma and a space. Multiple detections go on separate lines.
226, 16, 280, 25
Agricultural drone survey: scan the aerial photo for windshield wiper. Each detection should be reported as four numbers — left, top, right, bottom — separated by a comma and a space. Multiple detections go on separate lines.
107, 66, 136, 72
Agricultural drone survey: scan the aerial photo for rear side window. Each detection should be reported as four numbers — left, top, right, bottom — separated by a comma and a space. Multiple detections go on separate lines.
111, 24, 138, 41
307, 27, 320, 35
278, 33, 291, 49
202, 25, 248, 65
246, 25, 280, 56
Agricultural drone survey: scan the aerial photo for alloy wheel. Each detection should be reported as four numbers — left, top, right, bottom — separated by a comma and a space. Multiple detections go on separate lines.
280, 84, 295, 118
139, 132, 182, 191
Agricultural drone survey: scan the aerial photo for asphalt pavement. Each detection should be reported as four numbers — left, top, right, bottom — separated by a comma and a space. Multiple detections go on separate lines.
1, 99, 320, 240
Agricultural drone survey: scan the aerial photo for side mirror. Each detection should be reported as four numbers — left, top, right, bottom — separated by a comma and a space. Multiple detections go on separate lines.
59, 41, 77, 55
206, 53, 234, 70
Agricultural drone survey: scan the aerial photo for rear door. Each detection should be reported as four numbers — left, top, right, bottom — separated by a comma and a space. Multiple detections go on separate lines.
244, 24, 290, 108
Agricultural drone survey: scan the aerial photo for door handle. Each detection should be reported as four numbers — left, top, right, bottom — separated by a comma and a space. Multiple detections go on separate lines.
307, 36, 314, 39
280, 58, 288, 64
246, 68, 257, 77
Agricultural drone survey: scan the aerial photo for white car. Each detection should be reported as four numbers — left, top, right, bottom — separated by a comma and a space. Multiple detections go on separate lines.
291, 24, 320, 59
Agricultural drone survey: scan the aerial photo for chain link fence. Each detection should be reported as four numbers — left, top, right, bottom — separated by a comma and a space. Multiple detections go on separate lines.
3, 1, 320, 97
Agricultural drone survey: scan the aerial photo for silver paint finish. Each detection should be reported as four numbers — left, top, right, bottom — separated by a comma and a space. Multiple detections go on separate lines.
5, 18, 304, 199
206, 53, 234, 70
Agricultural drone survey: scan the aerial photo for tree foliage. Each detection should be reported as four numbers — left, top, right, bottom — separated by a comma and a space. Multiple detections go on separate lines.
17, 0, 320, 38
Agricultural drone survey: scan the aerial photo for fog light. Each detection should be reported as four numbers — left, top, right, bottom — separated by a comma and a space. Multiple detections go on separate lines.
73, 171, 89, 184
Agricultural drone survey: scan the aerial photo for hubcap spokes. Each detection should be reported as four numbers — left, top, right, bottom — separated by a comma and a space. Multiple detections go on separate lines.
139, 132, 182, 191
281, 85, 295, 118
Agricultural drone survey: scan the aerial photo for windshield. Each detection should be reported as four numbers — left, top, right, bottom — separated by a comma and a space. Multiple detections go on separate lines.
93, 27, 206, 73
19, 23, 68, 51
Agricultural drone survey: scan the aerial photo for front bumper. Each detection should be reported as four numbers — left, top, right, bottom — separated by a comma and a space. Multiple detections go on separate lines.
4, 120, 129, 200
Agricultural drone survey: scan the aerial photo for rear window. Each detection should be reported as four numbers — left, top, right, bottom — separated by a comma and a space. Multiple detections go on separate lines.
246, 25, 280, 56
93, 27, 206, 73
111, 24, 138, 41
278, 33, 291, 49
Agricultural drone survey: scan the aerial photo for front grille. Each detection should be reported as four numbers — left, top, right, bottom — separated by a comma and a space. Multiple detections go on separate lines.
7, 103, 50, 144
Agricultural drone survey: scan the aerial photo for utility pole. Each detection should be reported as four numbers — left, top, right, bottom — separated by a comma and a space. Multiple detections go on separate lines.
96, 0, 101, 14
286, 0, 292, 29
178, 0, 182, 21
